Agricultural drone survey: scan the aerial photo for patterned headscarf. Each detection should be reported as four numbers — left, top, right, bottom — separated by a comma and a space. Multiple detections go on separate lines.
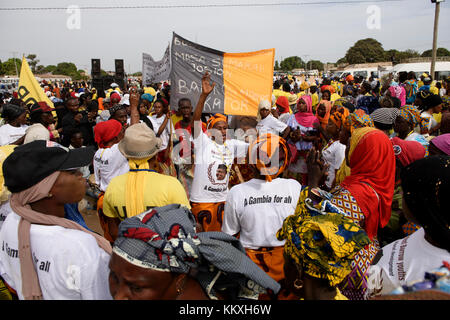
329, 107, 350, 130
277, 188, 370, 287
248, 133, 289, 182
398, 105, 430, 131
344, 109, 374, 133
388, 85, 406, 107
113, 204, 281, 300
207, 113, 228, 130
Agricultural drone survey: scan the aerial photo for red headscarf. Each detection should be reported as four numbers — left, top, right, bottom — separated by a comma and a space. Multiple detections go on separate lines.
94, 119, 123, 148
340, 128, 395, 240
390, 137, 426, 167
276, 96, 290, 114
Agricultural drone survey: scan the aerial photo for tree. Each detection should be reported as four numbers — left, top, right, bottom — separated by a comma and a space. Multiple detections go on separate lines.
26, 54, 39, 73
274, 60, 280, 70
306, 60, 324, 71
421, 47, 450, 57
1, 58, 21, 76
42, 65, 57, 74
280, 56, 305, 71
385, 49, 421, 63
345, 38, 385, 64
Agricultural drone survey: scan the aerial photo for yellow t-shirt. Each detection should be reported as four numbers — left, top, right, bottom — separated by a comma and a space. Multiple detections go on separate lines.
273, 89, 291, 100
311, 93, 319, 108
103, 171, 191, 220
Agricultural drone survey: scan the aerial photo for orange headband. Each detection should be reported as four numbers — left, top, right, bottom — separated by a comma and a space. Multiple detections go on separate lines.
207, 114, 227, 129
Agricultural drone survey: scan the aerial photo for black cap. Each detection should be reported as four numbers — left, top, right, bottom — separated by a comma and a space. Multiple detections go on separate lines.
2, 140, 95, 193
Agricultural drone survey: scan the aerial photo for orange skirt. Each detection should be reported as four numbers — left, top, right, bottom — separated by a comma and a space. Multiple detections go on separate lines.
190, 201, 225, 232
97, 193, 114, 243
245, 246, 285, 283
246, 246, 298, 300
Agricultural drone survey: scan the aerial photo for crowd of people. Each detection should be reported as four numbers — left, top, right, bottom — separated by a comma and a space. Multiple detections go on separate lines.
0, 69, 449, 301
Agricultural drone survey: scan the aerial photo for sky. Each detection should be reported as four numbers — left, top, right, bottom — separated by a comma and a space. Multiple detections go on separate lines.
1, 0, 449, 74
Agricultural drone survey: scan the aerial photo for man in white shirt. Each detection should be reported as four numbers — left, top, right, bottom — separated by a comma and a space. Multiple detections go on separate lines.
222, 133, 301, 284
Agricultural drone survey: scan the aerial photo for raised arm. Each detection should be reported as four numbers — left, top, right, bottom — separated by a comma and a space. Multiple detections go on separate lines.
129, 87, 140, 126
191, 72, 215, 139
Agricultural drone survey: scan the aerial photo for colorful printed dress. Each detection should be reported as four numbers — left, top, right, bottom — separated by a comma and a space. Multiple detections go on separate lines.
330, 186, 380, 300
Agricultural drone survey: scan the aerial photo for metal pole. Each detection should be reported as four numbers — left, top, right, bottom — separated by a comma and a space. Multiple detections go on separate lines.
430, 2, 440, 80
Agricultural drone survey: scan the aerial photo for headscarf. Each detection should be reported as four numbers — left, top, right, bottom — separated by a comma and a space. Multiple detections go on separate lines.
10, 172, 112, 300
141, 93, 154, 103
329, 107, 350, 130
207, 113, 227, 130
340, 127, 395, 240
294, 95, 319, 128
109, 104, 126, 117
94, 119, 123, 148
321, 85, 335, 94
398, 105, 421, 126
388, 85, 406, 107
300, 82, 310, 91
275, 96, 290, 114
370, 108, 400, 125
343, 109, 374, 133
405, 79, 418, 104
316, 100, 332, 129
113, 204, 281, 299
391, 137, 426, 167
277, 189, 370, 287
248, 133, 288, 182
430, 134, 450, 155
356, 95, 380, 115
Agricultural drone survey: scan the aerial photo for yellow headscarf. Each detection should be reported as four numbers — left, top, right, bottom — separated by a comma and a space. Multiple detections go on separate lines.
277, 188, 370, 286
125, 157, 152, 218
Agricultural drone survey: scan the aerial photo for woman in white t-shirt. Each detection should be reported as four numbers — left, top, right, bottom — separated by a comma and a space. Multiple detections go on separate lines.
0, 104, 28, 146
189, 72, 248, 232
0, 141, 112, 300
368, 156, 450, 297
93, 119, 127, 242
222, 133, 300, 285
256, 99, 290, 139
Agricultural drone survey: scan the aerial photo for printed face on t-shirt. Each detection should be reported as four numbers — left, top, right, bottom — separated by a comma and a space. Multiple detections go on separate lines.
216, 166, 227, 181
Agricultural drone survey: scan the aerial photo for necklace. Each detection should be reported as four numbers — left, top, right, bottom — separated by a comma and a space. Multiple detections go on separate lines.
212, 140, 232, 173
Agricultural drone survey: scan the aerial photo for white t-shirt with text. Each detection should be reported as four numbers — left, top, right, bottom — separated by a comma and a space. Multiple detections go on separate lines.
368, 228, 450, 296
93, 144, 129, 192
0, 212, 112, 300
222, 178, 301, 249
190, 131, 248, 203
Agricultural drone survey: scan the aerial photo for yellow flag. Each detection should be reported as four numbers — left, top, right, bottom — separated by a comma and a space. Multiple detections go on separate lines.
17, 56, 54, 108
